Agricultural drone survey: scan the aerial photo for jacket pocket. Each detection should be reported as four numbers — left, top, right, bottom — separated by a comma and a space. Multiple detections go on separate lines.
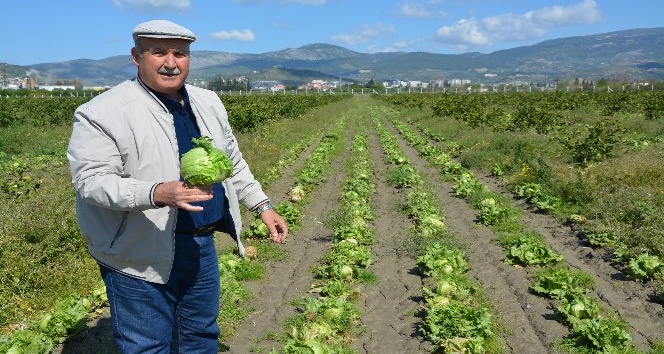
109, 212, 129, 248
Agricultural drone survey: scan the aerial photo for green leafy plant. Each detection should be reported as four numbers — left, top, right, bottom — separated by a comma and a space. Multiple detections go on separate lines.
476, 198, 513, 226
583, 229, 618, 248
490, 163, 509, 177
626, 253, 663, 280
288, 295, 360, 346
180, 136, 233, 185
530, 267, 594, 299
554, 118, 627, 165
387, 165, 423, 188
35, 295, 91, 343
419, 302, 493, 354
316, 240, 373, 282
440, 160, 464, 176
502, 233, 563, 266
422, 278, 477, 306
417, 244, 468, 277
452, 172, 487, 198
568, 317, 632, 352
0, 155, 41, 200
514, 182, 560, 212
0, 330, 53, 354
556, 294, 601, 322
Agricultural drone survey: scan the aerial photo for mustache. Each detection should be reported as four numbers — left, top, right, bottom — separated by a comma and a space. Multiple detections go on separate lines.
158, 67, 181, 75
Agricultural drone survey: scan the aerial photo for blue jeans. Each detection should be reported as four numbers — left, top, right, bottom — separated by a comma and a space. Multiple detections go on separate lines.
100, 234, 220, 354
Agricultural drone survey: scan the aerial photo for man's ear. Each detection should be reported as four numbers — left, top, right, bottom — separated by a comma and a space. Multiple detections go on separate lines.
130, 47, 140, 66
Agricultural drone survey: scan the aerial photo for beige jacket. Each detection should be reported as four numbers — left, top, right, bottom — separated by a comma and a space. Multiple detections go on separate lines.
67, 78, 268, 284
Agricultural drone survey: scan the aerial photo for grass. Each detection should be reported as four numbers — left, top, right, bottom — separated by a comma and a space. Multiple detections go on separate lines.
583, 144, 664, 255
0, 142, 100, 333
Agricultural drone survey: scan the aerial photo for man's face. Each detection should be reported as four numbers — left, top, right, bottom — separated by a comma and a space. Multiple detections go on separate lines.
131, 37, 191, 98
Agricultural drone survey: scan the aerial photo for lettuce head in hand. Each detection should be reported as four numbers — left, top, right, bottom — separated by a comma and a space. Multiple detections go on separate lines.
181, 136, 233, 185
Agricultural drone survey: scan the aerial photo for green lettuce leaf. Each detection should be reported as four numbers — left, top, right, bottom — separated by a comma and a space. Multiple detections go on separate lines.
180, 136, 233, 185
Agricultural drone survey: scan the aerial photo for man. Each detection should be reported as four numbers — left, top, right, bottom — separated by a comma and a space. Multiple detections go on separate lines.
67, 20, 288, 353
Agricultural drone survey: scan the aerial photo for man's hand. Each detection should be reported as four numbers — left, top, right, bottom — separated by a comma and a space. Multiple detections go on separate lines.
153, 181, 213, 211
259, 209, 289, 243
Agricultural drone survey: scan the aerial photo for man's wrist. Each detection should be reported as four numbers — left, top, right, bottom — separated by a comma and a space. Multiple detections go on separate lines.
255, 202, 274, 216
150, 182, 164, 208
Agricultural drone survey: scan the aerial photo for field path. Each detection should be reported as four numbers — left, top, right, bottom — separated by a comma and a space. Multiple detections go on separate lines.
219, 126, 351, 352
348, 120, 431, 354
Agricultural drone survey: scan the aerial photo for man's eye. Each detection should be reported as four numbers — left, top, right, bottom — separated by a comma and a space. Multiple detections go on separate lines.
173, 51, 189, 58
150, 50, 165, 57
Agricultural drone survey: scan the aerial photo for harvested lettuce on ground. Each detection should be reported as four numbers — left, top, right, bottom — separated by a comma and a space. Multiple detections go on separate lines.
180, 136, 233, 185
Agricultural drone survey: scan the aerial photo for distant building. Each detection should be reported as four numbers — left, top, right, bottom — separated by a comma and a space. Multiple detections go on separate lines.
448, 79, 471, 86
21, 77, 36, 89
432, 80, 445, 87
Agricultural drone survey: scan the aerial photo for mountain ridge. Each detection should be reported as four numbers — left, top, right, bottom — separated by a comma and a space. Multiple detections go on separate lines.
3, 27, 663, 87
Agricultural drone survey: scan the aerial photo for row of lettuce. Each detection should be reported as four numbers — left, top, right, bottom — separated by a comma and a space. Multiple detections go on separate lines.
278, 112, 373, 352
380, 104, 662, 353
372, 108, 502, 353
0, 285, 107, 353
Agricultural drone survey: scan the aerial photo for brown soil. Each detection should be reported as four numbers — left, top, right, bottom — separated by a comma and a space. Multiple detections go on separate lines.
52, 98, 664, 354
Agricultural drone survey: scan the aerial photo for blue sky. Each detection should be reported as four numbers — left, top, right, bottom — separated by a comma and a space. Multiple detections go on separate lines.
2, 0, 662, 65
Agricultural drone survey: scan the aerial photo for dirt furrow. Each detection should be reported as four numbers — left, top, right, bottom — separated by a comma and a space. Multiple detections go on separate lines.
349, 123, 431, 354
221, 130, 352, 353
381, 113, 557, 353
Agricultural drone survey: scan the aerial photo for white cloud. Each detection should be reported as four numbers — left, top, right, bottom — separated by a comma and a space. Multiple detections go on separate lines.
397, 0, 448, 19
435, 0, 602, 48
331, 23, 395, 45
367, 39, 418, 53
532, 0, 603, 25
211, 29, 256, 41
482, 13, 549, 41
392, 40, 418, 50
367, 45, 398, 53
112, 0, 191, 11
398, 2, 431, 18
436, 18, 489, 46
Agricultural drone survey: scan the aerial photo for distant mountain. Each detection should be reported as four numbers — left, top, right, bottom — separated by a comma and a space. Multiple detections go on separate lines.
5, 27, 664, 87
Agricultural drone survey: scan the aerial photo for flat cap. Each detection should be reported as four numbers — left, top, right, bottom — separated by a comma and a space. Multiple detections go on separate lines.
132, 20, 196, 42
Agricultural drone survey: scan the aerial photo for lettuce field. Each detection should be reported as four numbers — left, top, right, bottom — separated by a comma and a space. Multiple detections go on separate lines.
1, 90, 663, 354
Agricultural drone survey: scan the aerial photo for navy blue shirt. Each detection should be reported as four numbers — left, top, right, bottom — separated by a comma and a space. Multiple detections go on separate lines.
152, 87, 226, 231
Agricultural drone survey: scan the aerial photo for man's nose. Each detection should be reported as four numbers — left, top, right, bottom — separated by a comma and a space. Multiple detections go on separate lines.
164, 53, 177, 67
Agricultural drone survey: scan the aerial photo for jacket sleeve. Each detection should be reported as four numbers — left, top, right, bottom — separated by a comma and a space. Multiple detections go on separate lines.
214, 99, 269, 210
67, 105, 157, 211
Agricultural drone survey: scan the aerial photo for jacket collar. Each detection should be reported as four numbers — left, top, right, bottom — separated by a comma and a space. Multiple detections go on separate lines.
135, 76, 188, 114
